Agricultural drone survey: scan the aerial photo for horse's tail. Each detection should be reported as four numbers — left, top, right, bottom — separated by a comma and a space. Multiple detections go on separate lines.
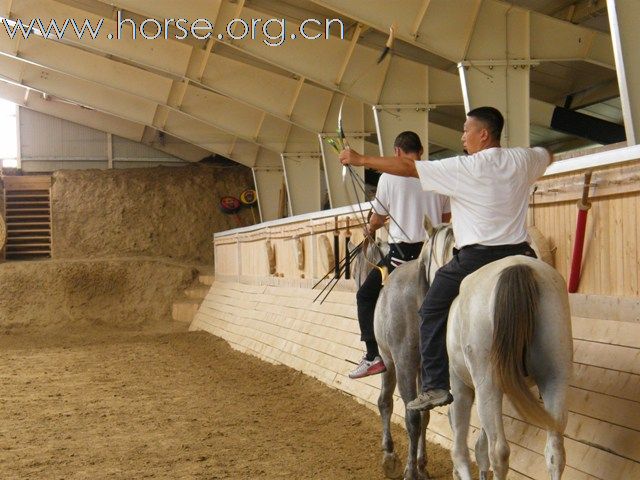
491, 263, 557, 430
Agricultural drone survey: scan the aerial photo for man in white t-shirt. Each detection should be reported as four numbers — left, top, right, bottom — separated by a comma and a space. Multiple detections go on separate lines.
349, 131, 450, 379
340, 107, 552, 409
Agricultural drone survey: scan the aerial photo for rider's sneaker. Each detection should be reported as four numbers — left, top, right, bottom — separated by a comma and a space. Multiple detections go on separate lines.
406, 389, 453, 411
348, 355, 386, 379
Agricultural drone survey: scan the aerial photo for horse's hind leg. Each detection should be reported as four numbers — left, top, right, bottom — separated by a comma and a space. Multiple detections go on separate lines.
474, 429, 490, 480
417, 410, 430, 474
538, 378, 569, 480
475, 386, 510, 480
379, 366, 402, 479
396, 363, 425, 480
449, 371, 474, 480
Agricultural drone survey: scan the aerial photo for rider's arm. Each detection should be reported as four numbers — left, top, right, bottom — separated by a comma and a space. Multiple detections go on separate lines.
368, 212, 387, 236
340, 149, 418, 178
545, 148, 555, 165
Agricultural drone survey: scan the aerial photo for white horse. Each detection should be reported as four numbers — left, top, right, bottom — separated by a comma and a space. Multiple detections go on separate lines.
354, 221, 572, 480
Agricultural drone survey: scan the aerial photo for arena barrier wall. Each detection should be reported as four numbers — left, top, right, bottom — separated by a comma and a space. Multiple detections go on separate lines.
192, 148, 640, 480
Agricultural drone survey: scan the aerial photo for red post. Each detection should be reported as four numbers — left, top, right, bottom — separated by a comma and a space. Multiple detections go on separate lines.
567, 172, 593, 293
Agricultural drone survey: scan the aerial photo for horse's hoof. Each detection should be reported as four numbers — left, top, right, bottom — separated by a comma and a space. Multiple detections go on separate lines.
403, 469, 429, 480
382, 452, 403, 479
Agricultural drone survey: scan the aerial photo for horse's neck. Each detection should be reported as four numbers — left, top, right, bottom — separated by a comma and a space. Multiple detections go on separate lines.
426, 226, 455, 282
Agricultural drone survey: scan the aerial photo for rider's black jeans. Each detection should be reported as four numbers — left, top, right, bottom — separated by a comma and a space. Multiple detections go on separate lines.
419, 242, 537, 392
357, 242, 423, 344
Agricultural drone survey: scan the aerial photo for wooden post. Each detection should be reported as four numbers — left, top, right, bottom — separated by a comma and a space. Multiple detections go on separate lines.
333, 216, 340, 279
344, 217, 351, 280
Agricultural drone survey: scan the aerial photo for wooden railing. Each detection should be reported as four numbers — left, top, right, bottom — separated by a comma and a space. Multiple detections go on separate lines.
199, 145, 640, 480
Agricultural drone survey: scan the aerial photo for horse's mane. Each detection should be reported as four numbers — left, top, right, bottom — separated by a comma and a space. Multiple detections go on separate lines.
419, 223, 455, 285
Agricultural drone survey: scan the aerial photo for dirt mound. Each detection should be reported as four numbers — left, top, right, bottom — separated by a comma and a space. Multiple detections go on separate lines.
0, 258, 197, 333
51, 164, 254, 264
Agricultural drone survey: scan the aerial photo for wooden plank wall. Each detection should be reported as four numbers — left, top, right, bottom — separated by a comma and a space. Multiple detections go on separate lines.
195, 159, 640, 479
216, 214, 367, 282
530, 160, 640, 296
191, 281, 640, 480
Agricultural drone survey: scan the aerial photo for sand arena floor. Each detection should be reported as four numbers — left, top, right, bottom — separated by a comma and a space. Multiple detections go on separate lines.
0, 324, 455, 480
0, 258, 453, 479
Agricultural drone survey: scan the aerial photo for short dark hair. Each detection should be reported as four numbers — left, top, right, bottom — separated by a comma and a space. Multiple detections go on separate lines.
393, 131, 423, 154
467, 107, 504, 141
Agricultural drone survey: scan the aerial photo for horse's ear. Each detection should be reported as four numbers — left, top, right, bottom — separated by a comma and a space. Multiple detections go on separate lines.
423, 214, 435, 239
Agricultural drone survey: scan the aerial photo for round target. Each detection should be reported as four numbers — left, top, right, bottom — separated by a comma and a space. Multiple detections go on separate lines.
219, 196, 241, 214
240, 189, 257, 205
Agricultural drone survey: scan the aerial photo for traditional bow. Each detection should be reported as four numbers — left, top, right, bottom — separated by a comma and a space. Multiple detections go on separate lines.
315, 23, 399, 297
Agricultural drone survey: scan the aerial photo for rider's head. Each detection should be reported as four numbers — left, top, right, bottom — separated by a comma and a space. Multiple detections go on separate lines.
462, 107, 504, 154
394, 131, 424, 160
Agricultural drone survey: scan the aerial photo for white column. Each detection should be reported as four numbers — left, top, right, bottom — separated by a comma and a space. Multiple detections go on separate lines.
373, 105, 430, 157
374, 54, 430, 156
252, 167, 284, 222
458, 5, 531, 147
107, 132, 113, 169
607, 0, 640, 145
281, 154, 322, 216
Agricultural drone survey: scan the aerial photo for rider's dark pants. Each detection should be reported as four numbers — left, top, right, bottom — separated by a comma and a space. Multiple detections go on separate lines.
419, 242, 537, 392
357, 242, 423, 344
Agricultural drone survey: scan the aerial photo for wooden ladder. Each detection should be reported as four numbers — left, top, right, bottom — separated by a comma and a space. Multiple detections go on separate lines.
2, 175, 52, 260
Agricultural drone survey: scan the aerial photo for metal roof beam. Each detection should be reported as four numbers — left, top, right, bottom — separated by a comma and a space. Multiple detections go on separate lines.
0, 79, 212, 163
310, 0, 614, 68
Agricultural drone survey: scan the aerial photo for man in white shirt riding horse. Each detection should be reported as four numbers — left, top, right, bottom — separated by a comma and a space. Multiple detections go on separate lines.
340, 107, 552, 410
349, 131, 450, 379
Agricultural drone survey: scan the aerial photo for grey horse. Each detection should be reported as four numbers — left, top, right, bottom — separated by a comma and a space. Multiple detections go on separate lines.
352, 220, 570, 480
351, 225, 452, 480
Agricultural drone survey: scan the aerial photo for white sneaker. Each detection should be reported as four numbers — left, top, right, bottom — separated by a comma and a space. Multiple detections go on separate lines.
348, 355, 386, 379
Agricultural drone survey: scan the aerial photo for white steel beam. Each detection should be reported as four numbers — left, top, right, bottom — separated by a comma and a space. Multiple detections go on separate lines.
1, 0, 324, 158
252, 167, 285, 222
5, 0, 466, 157
0, 79, 211, 162
606, 0, 640, 145
458, 5, 531, 147
553, 0, 608, 24
373, 106, 431, 157
0, 33, 308, 157
5, 0, 193, 77
214, 4, 460, 107
281, 153, 322, 216
6, 0, 606, 158
0, 73, 258, 167
530, 13, 614, 69
310, 0, 614, 68
0, 42, 287, 166
373, 60, 430, 156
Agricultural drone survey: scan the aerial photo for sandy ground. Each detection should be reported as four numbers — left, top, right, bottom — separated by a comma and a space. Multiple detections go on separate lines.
0, 258, 453, 479
0, 326, 454, 480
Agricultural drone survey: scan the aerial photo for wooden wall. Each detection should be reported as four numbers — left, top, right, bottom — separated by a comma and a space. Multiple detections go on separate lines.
192, 280, 640, 479
530, 160, 640, 297
214, 212, 368, 284
193, 159, 640, 479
